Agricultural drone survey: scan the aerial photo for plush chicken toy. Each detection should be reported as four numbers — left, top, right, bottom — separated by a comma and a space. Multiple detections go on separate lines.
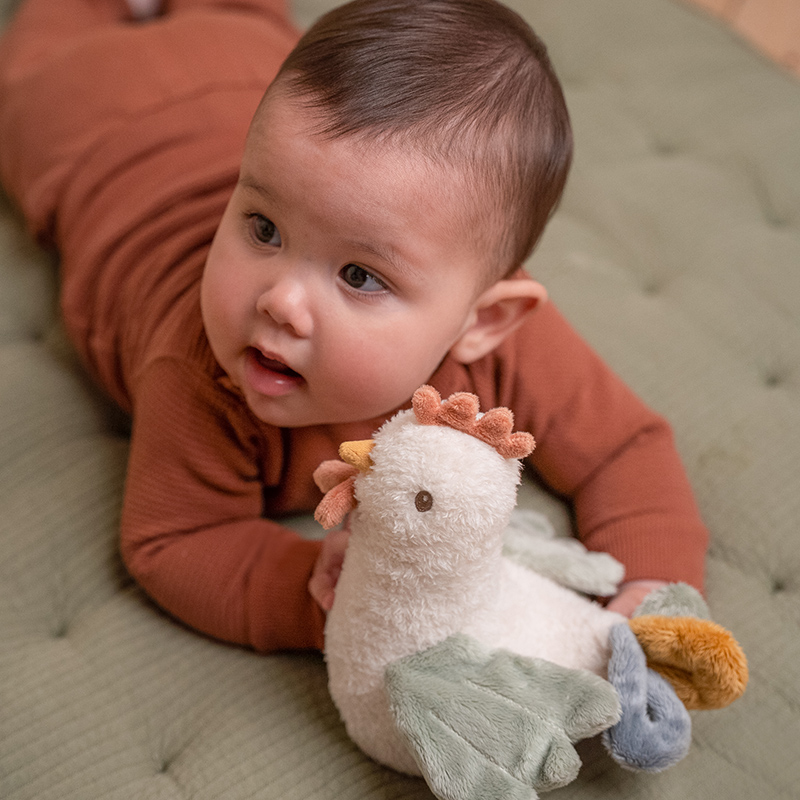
313, 386, 747, 800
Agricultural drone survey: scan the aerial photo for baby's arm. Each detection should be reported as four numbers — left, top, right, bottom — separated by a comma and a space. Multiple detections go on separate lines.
497, 302, 708, 595
122, 358, 326, 652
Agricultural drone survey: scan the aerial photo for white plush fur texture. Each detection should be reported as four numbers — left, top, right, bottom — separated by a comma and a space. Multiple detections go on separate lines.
324, 408, 626, 774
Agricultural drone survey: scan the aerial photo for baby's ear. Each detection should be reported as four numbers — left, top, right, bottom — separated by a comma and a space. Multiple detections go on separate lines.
449, 277, 546, 364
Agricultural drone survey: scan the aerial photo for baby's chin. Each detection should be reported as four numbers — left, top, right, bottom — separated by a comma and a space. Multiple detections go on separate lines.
243, 386, 411, 430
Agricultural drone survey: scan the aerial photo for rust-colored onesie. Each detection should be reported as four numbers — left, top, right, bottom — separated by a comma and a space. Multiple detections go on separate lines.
0, 0, 708, 653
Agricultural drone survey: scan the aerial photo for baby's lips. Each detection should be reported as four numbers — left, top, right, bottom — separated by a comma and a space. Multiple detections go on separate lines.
251, 347, 301, 378
245, 347, 304, 396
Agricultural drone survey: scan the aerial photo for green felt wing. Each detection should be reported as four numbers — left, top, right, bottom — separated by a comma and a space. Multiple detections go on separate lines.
384, 634, 621, 800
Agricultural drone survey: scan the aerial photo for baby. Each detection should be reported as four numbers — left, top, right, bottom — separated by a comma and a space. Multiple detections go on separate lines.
0, 0, 708, 653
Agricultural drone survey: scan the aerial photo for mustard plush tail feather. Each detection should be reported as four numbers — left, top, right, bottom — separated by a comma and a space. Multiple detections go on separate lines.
629, 616, 749, 710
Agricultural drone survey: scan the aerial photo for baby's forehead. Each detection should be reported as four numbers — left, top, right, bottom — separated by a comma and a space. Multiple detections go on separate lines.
249, 87, 505, 275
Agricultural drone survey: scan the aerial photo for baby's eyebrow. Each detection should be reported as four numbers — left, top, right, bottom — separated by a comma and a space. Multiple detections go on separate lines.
238, 175, 276, 201
349, 238, 418, 280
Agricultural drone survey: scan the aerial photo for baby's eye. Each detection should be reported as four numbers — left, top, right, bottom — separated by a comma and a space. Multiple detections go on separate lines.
248, 214, 281, 247
340, 264, 387, 293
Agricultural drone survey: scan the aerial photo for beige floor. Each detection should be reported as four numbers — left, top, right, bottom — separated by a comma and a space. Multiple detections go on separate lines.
684, 0, 800, 75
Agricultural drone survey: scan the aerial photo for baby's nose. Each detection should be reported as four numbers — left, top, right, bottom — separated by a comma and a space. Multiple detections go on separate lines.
256, 277, 314, 339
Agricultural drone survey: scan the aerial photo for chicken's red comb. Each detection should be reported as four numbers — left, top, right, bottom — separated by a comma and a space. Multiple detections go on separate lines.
411, 386, 535, 460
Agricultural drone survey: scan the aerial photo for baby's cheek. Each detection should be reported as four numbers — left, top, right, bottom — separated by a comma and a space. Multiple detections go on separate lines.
317, 317, 443, 413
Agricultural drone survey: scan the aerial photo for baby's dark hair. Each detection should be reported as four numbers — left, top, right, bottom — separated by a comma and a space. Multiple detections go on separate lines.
274, 0, 572, 276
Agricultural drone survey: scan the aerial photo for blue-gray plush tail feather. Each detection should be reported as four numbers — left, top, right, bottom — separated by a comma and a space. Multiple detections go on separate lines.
602, 623, 692, 772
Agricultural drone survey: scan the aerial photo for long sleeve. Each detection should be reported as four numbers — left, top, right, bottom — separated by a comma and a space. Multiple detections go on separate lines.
458, 301, 709, 591
120, 356, 326, 652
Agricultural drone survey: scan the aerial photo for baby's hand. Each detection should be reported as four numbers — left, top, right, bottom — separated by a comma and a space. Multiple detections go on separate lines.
606, 580, 669, 617
308, 526, 351, 612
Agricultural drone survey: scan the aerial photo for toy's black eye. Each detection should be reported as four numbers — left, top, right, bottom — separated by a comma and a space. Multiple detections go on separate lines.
415, 490, 433, 512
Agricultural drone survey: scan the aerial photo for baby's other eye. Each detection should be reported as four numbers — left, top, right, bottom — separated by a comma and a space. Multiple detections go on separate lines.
248, 214, 281, 247
340, 264, 387, 293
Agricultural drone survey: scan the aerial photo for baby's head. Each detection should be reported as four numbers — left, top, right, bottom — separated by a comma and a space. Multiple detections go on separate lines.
276, 0, 572, 277
201, 0, 572, 429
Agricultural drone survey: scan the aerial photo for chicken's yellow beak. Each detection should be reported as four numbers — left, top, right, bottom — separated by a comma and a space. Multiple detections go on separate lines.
339, 439, 375, 472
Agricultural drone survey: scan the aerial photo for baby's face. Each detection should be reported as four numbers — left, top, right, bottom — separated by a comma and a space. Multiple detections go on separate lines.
201, 90, 493, 428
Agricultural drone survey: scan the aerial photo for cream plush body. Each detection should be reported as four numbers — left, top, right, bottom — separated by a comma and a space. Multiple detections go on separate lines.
316, 389, 626, 774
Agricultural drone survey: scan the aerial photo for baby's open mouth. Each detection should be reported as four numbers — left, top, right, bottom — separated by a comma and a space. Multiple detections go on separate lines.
245, 348, 304, 397
252, 348, 301, 379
